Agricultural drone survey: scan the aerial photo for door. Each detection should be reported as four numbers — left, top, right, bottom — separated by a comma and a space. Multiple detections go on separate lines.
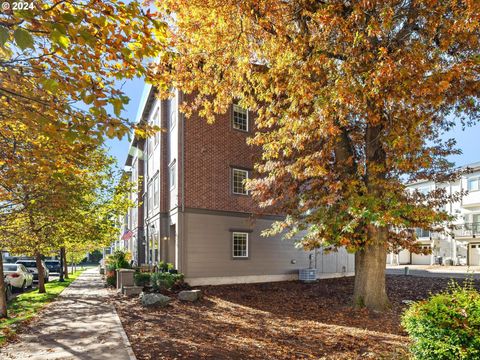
469, 244, 480, 266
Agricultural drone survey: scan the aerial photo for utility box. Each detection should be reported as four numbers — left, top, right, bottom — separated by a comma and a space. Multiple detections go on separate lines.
299, 268, 317, 282
116, 269, 135, 290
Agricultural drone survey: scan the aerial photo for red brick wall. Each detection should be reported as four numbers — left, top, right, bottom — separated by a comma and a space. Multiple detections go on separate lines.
183, 95, 263, 214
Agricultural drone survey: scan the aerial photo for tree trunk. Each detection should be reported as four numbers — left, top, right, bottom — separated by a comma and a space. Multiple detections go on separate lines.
0, 255, 8, 318
35, 252, 46, 293
62, 248, 69, 279
59, 248, 64, 282
353, 226, 390, 311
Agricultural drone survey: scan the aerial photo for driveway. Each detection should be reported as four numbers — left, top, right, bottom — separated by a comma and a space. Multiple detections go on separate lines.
386, 265, 480, 279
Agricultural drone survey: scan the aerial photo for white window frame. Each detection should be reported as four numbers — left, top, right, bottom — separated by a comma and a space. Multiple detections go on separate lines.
153, 107, 160, 147
169, 161, 176, 190
168, 98, 177, 131
467, 177, 480, 192
232, 168, 249, 195
153, 176, 159, 209
232, 104, 248, 132
232, 232, 249, 258
147, 182, 153, 214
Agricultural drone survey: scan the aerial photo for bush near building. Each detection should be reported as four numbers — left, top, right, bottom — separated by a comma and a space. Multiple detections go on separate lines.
402, 279, 480, 360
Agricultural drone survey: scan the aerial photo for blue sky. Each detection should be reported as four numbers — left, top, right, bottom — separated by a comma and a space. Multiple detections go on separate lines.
105, 79, 480, 169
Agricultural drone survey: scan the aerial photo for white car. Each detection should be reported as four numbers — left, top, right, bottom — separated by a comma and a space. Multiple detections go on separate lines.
3, 263, 34, 291
16, 259, 49, 283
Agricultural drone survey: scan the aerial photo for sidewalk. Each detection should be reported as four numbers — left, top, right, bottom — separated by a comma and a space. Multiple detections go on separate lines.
0, 268, 135, 360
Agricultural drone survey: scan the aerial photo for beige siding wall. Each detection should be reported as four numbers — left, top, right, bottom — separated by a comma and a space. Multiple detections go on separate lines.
183, 211, 354, 281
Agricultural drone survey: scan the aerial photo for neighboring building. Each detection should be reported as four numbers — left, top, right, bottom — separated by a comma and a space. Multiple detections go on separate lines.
113, 85, 354, 285
388, 161, 480, 266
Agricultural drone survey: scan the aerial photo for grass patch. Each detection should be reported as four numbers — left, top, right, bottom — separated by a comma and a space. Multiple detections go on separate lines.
0, 269, 85, 345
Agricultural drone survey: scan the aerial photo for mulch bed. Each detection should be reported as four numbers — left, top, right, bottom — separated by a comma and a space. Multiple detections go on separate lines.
113, 275, 480, 360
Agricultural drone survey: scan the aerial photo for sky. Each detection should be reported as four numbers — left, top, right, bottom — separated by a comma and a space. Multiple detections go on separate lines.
105, 80, 480, 170
103, 77, 146, 170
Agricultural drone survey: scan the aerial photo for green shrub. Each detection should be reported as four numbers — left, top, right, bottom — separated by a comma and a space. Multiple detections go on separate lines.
105, 250, 131, 270
134, 272, 151, 287
151, 272, 184, 291
158, 261, 174, 272
106, 275, 116, 287
402, 279, 480, 360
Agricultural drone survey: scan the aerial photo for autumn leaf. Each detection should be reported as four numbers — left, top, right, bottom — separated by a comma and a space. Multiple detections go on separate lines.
13, 28, 34, 50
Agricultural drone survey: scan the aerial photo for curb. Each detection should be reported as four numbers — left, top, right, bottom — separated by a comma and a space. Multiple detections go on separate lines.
112, 306, 137, 360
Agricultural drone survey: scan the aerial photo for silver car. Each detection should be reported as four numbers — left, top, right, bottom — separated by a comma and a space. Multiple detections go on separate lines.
15, 259, 50, 283
3, 263, 34, 291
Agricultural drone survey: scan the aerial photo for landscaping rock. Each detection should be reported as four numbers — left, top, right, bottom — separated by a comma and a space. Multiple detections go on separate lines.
178, 290, 201, 302
141, 293, 172, 307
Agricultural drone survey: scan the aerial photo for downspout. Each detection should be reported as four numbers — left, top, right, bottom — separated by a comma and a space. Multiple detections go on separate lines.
180, 90, 186, 274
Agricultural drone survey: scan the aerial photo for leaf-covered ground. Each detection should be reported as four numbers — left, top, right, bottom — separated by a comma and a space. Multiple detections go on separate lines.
114, 275, 480, 360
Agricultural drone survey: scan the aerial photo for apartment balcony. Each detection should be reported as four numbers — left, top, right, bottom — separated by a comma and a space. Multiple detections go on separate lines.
462, 191, 480, 208
453, 222, 480, 239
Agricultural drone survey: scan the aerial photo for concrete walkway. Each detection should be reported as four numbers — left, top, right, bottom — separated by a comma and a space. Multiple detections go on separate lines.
0, 268, 135, 360
386, 265, 480, 279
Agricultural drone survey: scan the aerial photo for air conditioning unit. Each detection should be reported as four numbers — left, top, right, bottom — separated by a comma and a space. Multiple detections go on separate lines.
299, 268, 316, 282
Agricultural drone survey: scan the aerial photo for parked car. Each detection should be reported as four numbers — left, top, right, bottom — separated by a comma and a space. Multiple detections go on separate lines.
44, 260, 61, 274
3, 263, 34, 292
3, 277, 12, 303
15, 259, 49, 283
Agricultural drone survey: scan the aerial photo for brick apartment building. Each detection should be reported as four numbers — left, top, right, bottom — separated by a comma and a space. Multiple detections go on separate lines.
117, 85, 354, 286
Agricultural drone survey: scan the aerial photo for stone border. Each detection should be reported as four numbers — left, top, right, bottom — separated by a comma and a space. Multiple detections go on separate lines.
112, 307, 137, 360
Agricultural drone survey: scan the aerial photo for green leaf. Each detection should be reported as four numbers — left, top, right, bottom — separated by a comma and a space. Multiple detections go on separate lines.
13, 28, 34, 50
61, 13, 78, 24
42, 79, 59, 93
112, 99, 123, 117
0, 26, 9, 47
51, 29, 70, 49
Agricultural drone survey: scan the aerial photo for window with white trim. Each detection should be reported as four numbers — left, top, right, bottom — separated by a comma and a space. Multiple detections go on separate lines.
467, 177, 479, 191
232, 232, 248, 258
232, 168, 248, 195
169, 161, 176, 190
170, 105, 176, 130
147, 182, 153, 214
153, 176, 159, 209
153, 108, 160, 146
232, 104, 248, 132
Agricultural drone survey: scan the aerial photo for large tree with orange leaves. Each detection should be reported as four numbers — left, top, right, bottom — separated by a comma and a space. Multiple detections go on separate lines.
0, 0, 162, 317
149, 0, 480, 310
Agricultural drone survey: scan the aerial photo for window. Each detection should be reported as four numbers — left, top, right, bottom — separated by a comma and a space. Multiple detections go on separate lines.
153, 176, 159, 209
467, 177, 479, 191
169, 102, 176, 130
232, 168, 249, 195
147, 182, 153, 214
415, 228, 430, 238
232, 232, 248, 258
232, 104, 248, 132
153, 108, 160, 146
169, 161, 176, 190
147, 137, 154, 158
